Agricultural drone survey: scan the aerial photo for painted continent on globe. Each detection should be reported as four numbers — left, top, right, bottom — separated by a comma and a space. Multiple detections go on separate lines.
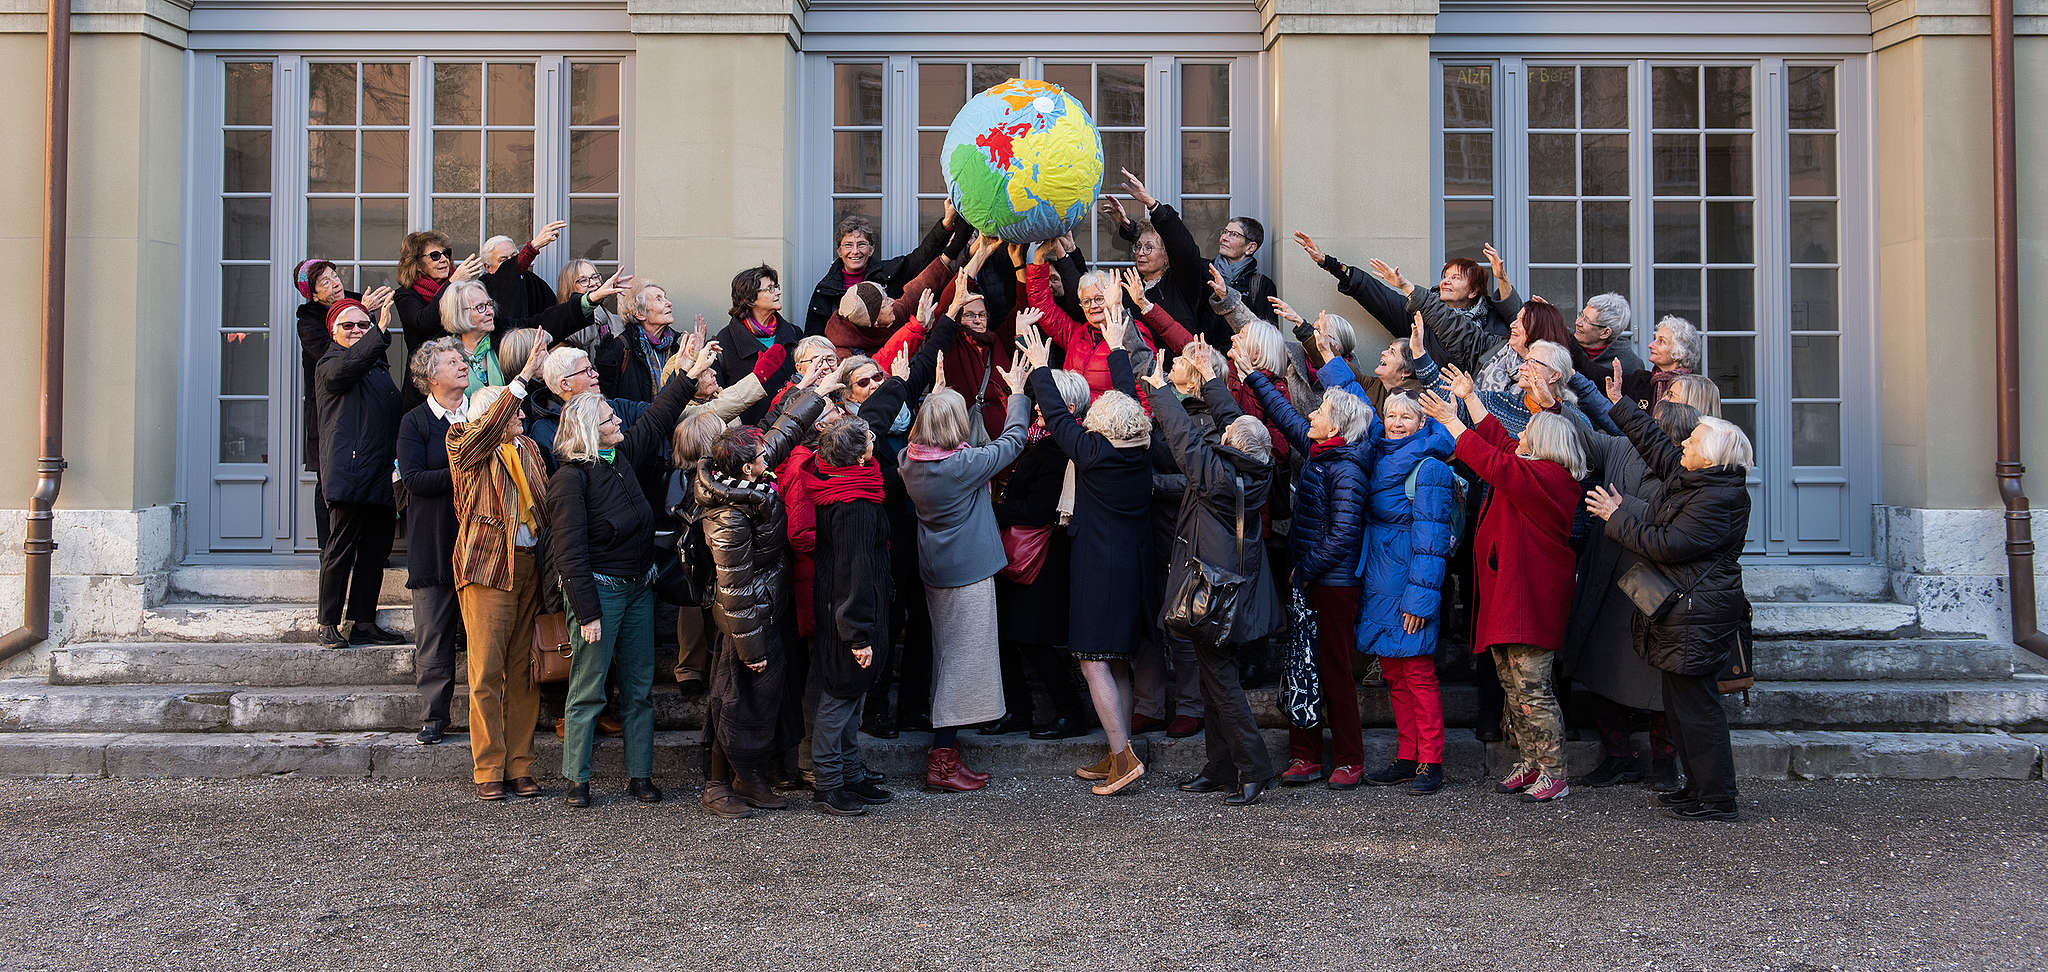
942, 79, 1103, 244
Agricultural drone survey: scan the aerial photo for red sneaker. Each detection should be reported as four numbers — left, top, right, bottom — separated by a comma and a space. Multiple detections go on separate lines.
1326, 765, 1364, 790
1517, 772, 1570, 803
1279, 758, 1323, 786
1165, 715, 1204, 738
1495, 762, 1540, 793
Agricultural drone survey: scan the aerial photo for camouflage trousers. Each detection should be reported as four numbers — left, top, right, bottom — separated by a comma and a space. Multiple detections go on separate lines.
1490, 644, 1566, 778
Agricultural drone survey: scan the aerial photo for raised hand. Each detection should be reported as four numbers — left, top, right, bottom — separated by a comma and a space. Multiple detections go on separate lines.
946, 270, 974, 317
998, 354, 1030, 394
889, 348, 911, 381
1119, 266, 1150, 312
1098, 194, 1130, 228
1017, 324, 1052, 369
590, 270, 633, 303
1483, 242, 1505, 281
796, 356, 832, 389
1606, 359, 1624, 404
1118, 168, 1156, 209
376, 299, 396, 333
1293, 231, 1326, 264
1007, 241, 1027, 272
1442, 361, 1476, 400
814, 363, 847, 398
1100, 302, 1129, 351
521, 329, 550, 379
1417, 390, 1460, 427
1410, 312, 1428, 361
1015, 306, 1044, 332
689, 341, 721, 379
1367, 259, 1410, 295
1141, 351, 1169, 389
1584, 484, 1624, 521
451, 253, 486, 282
1269, 296, 1304, 326
1315, 313, 1341, 362
693, 314, 708, 347
916, 287, 937, 328
530, 220, 567, 251
942, 198, 958, 230
361, 285, 395, 312
1207, 264, 1229, 300
963, 234, 1003, 277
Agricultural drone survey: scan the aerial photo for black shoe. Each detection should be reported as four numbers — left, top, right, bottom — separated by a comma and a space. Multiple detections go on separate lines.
1657, 790, 1700, 808
1474, 725, 1504, 743
858, 768, 888, 787
814, 788, 869, 816
900, 711, 933, 732
1178, 774, 1227, 793
845, 778, 894, 804
1671, 803, 1738, 821
1029, 717, 1085, 740
675, 675, 707, 698
349, 622, 407, 646
977, 713, 1032, 736
1582, 755, 1642, 788
1364, 759, 1419, 787
564, 782, 591, 808
1224, 777, 1274, 806
416, 722, 446, 745
1407, 763, 1444, 795
1648, 758, 1686, 793
317, 624, 349, 650
628, 778, 663, 804
862, 714, 900, 739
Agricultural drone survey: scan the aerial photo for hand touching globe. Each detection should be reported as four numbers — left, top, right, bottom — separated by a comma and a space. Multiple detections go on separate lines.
941, 79, 1104, 245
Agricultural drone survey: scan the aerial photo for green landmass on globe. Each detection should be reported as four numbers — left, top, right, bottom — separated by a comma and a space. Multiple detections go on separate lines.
941, 79, 1104, 244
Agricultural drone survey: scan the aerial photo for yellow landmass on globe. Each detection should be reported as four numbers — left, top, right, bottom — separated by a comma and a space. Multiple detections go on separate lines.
1004, 108, 1098, 217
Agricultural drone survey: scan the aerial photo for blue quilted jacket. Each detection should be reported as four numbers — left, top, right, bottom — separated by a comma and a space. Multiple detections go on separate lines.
1245, 372, 1368, 588
1355, 411, 1463, 658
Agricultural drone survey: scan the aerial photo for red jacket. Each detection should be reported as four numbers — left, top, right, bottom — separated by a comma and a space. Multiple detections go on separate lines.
1453, 415, 1581, 654
1025, 262, 1178, 400
777, 444, 818, 638
824, 255, 954, 361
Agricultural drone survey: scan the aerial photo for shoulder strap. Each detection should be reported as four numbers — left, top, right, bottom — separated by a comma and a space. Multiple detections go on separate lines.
1231, 474, 1246, 568
1674, 539, 1744, 601
1403, 462, 1422, 502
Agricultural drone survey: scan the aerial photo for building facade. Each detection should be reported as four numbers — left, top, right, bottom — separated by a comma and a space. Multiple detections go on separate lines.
0, 0, 2041, 670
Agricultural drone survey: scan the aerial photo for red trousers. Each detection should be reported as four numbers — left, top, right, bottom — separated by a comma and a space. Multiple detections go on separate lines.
1379, 654, 1445, 763
1288, 585, 1364, 769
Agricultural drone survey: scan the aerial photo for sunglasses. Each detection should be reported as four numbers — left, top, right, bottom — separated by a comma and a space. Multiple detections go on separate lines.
425, 249, 452, 262
336, 320, 371, 332
855, 373, 883, 387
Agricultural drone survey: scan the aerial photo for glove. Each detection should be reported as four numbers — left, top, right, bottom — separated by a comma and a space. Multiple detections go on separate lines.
751, 342, 789, 383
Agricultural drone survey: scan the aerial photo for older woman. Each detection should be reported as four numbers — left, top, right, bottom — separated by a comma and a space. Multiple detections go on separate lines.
715, 265, 803, 425
1415, 335, 1610, 440
804, 207, 963, 337
1018, 317, 1154, 793
1296, 232, 1521, 347
395, 336, 469, 744
445, 335, 552, 800
312, 298, 406, 651
479, 221, 564, 324
547, 337, 712, 809
525, 343, 652, 467
438, 270, 631, 395
899, 378, 1033, 792
1098, 168, 1221, 342
393, 230, 484, 356
1416, 391, 1586, 805
1573, 293, 1644, 383
825, 235, 986, 362
1621, 316, 1703, 411
1665, 373, 1721, 416
294, 260, 389, 549
1587, 394, 1754, 821
1024, 243, 1182, 400
994, 368, 1094, 740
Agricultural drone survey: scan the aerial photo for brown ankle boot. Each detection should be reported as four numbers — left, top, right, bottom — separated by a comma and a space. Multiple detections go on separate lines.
731, 774, 789, 810
925, 748, 987, 792
700, 783, 756, 820
1076, 750, 1115, 781
1091, 744, 1145, 796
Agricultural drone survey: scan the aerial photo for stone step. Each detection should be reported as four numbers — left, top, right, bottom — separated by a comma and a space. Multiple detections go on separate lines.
1740, 563, 1890, 602
1751, 601, 1920, 639
1, 727, 2039, 782
1726, 676, 2048, 732
167, 565, 409, 605
140, 603, 413, 643
1754, 639, 2016, 681
51, 643, 417, 686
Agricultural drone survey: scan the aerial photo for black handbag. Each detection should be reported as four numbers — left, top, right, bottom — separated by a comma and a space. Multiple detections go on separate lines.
1162, 475, 1250, 649
1616, 543, 1739, 623
1719, 602, 1756, 699
652, 491, 711, 607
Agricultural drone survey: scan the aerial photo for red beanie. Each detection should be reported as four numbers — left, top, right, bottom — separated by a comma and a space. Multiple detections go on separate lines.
325, 298, 369, 329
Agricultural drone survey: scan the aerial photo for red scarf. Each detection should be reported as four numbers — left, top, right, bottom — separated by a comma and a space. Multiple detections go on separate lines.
1309, 436, 1348, 459
804, 457, 885, 505
411, 276, 445, 303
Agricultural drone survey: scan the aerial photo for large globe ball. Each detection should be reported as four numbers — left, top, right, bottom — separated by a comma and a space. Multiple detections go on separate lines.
941, 79, 1103, 245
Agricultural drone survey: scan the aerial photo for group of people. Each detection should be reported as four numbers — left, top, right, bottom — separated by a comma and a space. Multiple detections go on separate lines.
292, 166, 1756, 822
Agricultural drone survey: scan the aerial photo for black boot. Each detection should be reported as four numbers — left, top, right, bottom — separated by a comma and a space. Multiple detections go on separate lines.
814, 787, 869, 816
628, 778, 663, 804
1364, 759, 1419, 787
1582, 755, 1642, 788
1648, 757, 1686, 793
862, 711, 900, 739
317, 624, 349, 650
564, 782, 591, 808
349, 622, 407, 646
1029, 717, 1085, 740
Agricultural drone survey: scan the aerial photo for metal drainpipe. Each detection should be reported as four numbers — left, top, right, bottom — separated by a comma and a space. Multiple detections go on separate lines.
1991, 0, 2048, 658
0, 0, 69, 665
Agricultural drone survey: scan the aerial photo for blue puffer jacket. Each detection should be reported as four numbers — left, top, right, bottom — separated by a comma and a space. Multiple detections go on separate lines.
1356, 422, 1462, 658
1245, 372, 1369, 588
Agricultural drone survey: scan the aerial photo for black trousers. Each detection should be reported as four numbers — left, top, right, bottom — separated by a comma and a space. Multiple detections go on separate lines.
312, 479, 331, 550
1193, 635, 1275, 785
1662, 670, 1737, 809
319, 501, 394, 626
411, 583, 461, 727
999, 639, 1086, 728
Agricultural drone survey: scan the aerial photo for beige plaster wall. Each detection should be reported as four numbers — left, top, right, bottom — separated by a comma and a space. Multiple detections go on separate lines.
631, 32, 802, 326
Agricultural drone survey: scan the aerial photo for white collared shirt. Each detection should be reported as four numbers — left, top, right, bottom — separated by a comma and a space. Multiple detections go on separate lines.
426, 392, 468, 423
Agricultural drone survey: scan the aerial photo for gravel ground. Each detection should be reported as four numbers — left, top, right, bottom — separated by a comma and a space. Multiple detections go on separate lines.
0, 776, 2042, 971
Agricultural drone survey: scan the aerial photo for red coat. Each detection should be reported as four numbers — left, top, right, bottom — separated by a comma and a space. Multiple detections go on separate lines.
777, 444, 817, 638
1025, 262, 1174, 400
1453, 415, 1581, 654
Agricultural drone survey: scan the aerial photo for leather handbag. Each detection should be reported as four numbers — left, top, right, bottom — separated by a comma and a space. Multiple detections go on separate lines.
1719, 603, 1756, 698
1162, 476, 1250, 649
531, 611, 573, 684
1616, 543, 1740, 624
998, 524, 1052, 584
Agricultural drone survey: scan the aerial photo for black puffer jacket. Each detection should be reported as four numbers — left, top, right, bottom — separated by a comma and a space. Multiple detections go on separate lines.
1602, 396, 1751, 676
313, 325, 402, 507
694, 390, 828, 665
1245, 371, 1368, 587
1151, 380, 1281, 644
545, 369, 695, 622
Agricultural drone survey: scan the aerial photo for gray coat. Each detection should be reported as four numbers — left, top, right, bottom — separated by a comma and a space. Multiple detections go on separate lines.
898, 393, 1032, 589
1563, 430, 1665, 711
1153, 379, 1281, 644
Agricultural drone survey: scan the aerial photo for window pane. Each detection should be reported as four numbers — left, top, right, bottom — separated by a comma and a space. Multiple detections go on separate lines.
221, 331, 268, 396
434, 130, 481, 192
433, 196, 480, 254
1584, 267, 1631, 302
1527, 133, 1575, 195
1707, 334, 1756, 399
1182, 63, 1230, 127
487, 63, 535, 126
1444, 132, 1493, 195
306, 131, 355, 192
361, 131, 408, 194
361, 63, 410, 126
1652, 134, 1699, 195
1722, 403, 1757, 448
219, 401, 269, 464
1791, 334, 1840, 398
307, 197, 354, 259
1792, 403, 1841, 465
833, 62, 883, 126
1791, 268, 1838, 331
569, 130, 620, 193
1180, 199, 1230, 258
1098, 64, 1145, 127
1444, 199, 1492, 261
571, 62, 622, 126
1790, 200, 1838, 263
222, 265, 269, 327
1652, 66, 1699, 128
918, 63, 966, 127
224, 62, 272, 126
1581, 134, 1628, 196
486, 197, 533, 246
1788, 66, 1836, 129
1789, 133, 1837, 196
1654, 201, 1701, 264
434, 63, 482, 126
833, 131, 883, 193
485, 130, 534, 192
1101, 131, 1144, 185
1528, 268, 1576, 310
1528, 66, 1574, 128
568, 197, 618, 262
1581, 67, 1628, 129
973, 64, 1019, 94
917, 197, 945, 239
308, 63, 357, 126
1703, 133, 1752, 196
1528, 201, 1575, 263
1655, 267, 1702, 324
223, 198, 270, 260
1044, 64, 1091, 112
1582, 200, 1629, 263
1707, 268, 1753, 332
1703, 66, 1752, 129
224, 131, 271, 192
917, 130, 947, 194
1705, 201, 1753, 263
1443, 64, 1493, 128
360, 198, 407, 261
1181, 131, 1229, 194
1095, 205, 1133, 261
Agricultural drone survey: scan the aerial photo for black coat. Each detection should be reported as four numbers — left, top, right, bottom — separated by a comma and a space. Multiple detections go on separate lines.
714, 314, 803, 426
393, 284, 596, 409
1601, 396, 1751, 676
810, 477, 894, 699
695, 391, 829, 665
480, 253, 557, 326
1152, 378, 1281, 644
994, 435, 1073, 646
1121, 203, 1221, 345
295, 294, 356, 473
1564, 428, 1666, 710
545, 366, 696, 622
803, 216, 958, 336
395, 401, 459, 589
1245, 371, 1368, 587
314, 326, 403, 507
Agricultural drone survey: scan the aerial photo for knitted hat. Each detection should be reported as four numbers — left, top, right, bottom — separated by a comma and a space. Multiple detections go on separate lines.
295, 259, 337, 302
325, 298, 369, 329
838, 280, 887, 326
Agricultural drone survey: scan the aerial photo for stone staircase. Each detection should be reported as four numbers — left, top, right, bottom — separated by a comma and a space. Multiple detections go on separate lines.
1, 564, 2045, 782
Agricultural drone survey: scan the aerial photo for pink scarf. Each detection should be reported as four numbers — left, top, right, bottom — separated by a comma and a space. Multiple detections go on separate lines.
906, 442, 965, 463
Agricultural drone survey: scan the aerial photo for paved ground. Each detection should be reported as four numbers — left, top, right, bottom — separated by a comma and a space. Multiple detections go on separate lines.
0, 776, 2042, 971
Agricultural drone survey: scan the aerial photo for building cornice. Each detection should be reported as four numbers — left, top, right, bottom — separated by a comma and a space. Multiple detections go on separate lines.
627, 0, 803, 47
1256, 0, 1438, 47
0, 0, 193, 46
1869, 0, 2048, 50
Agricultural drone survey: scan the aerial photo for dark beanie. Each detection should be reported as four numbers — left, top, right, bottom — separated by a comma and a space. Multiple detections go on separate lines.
853, 281, 886, 325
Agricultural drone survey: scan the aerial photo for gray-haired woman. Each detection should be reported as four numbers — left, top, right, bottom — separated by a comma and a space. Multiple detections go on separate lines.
1572, 292, 1644, 383
1619, 315, 1702, 411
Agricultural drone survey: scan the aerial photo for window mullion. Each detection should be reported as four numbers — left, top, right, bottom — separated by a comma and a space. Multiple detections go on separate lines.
1629, 58, 1655, 354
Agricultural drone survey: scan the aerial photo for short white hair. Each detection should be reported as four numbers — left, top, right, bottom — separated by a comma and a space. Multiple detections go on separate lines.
1585, 293, 1632, 338
1076, 269, 1115, 302
1220, 415, 1272, 465
1318, 388, 1374, 442
1524, 340, 1577, 402
1082, 389, 1149, 442
1517, 411, 1588, 480
1691, 416, 1754, 469
795, 335, 838, 369
542, 346, 592, 395
483, 235, 516, 260
626, 281, 665, 323
1655, 316, 1702, 370
1050, 370, 1090, 415
1320, 313, 1357, 359
437, 279, 492, 336
467, 383, 512, 423
554, 392, 609, 462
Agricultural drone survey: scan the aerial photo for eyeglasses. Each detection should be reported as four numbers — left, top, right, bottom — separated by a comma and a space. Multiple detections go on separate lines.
758, 282, 782, 292
576, 366, 599, 379
336, 320, 371, 332
1219, 227, 1247, 241
1131, 242, 1160, 255
463, 301, 497, 316
1079, 296, 1110, 307
574, 274, 603, 286
425, 249, 451, 262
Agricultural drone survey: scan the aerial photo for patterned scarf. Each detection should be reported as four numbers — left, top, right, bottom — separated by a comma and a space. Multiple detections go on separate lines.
461, 335, 502, 394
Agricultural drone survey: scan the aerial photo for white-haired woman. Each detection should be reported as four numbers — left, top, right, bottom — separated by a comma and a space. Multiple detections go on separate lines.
1024, 245, 1184, 400
1415, 388, 1586, 805
594, 279, 698, 405
1587, 383, 1754, 821
438, 269, 631, 395
1620, 315, 1703, 410
396, 336, 470, 743
1572, 292, 1644, 383
479, 221, 564, 323
1017, 315, 1156, 795
898, 369, 1034, 793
